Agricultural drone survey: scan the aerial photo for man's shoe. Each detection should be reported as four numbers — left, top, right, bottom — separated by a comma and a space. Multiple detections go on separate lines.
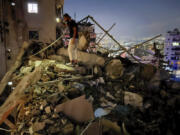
66, 62, 74, 67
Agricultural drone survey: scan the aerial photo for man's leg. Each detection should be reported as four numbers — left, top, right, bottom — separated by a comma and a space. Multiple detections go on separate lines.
68, 39, 74, 63
74, 39, 78, 64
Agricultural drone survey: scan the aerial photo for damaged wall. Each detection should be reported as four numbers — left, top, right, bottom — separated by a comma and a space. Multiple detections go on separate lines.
24, 0, 57, 42
0, 0, 63, 79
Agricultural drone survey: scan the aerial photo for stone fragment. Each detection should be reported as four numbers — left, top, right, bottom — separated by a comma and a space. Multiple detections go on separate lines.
58, 82, 65, 92
20, 66, 33, 75
124, 91, 143, 108
44, 119, 54, 124
45, 106, 51, 114
47, 93, 61, 104
105, 59, 124, 79
94, 65, 103, 76
52, 113, 59, 118
78, 33, 89, 51
33, 122, 46, 132
72, 82, 85, 91
62, 123, 74, 134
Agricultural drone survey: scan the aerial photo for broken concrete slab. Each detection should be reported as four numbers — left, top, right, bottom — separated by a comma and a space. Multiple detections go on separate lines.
124, 91, 143, 108
55, 95, 94, 122
78, 33, 89, 51
48, 55, 67, 63
57, 48, 105, 67
105, 59, 124, 79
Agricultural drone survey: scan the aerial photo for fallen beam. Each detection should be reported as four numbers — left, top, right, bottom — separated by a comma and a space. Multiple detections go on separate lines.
4, 119, 16, 129
57, 48, 105, 67
0, 67, 42, 125
96, 23, 116, 45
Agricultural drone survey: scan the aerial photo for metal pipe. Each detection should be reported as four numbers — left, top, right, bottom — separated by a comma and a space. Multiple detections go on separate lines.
96, 23, 116, 45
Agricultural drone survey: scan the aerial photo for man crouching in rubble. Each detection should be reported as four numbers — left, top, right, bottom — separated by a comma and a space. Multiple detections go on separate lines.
63, 13, 79, 66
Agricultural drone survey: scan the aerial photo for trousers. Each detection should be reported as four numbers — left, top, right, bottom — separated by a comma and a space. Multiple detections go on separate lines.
68, 38, 78, 62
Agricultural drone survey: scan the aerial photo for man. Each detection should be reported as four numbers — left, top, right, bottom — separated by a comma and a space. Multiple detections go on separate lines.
63, 13, 79, 66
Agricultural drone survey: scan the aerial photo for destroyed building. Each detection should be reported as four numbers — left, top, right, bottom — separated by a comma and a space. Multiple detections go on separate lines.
0, 0, 64, 79
0, 1, 180, 135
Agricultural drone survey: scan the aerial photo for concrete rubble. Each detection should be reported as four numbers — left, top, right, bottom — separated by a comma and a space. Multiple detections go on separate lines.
0, 41, 179, 135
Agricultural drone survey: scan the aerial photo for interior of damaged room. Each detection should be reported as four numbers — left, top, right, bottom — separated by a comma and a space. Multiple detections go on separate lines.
0, 0, 180, 135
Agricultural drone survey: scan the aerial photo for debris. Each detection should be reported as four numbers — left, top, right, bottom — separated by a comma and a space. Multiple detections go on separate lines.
101, 119, 121, 134
124, 91, 143, 108
72, 82, 85, 91
32, 122, 46, 132
78, 33, 89, 51
0, 35, 178, 135
58, 82, 65, 92
57, 48, 105, 67
105, 59, 124, 79
45, 106, 51, 114
55, 95, 94, 122
94, 65, 103, 76
0, 67, 42, 124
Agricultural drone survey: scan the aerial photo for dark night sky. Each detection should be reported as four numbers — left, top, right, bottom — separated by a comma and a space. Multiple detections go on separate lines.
64, 0, 180, 41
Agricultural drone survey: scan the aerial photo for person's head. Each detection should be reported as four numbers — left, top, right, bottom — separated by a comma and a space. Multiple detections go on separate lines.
63, 13, 71, 22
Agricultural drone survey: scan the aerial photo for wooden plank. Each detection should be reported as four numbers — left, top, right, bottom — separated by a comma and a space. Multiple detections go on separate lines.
0, 67, 41, 125
4, 119, 16, 129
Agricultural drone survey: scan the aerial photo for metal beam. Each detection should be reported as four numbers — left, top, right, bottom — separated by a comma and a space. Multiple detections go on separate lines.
96, 23, 116, 45
88, 15, 141, 63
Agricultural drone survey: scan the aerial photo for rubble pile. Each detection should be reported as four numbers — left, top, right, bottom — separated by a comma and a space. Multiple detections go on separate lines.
0, 44, 179, 135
